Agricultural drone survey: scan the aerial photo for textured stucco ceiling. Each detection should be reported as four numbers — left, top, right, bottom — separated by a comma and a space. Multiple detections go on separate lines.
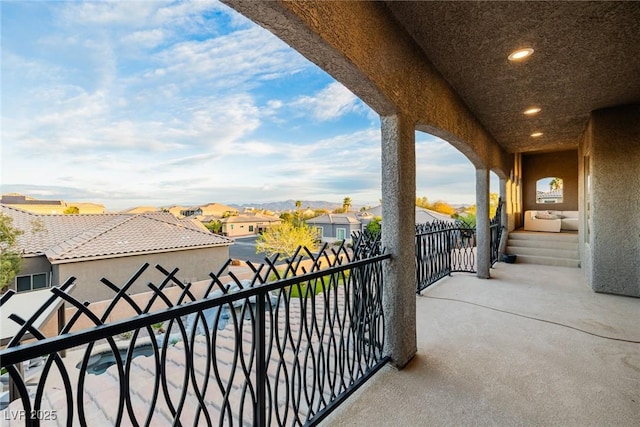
384, 1, 640, 153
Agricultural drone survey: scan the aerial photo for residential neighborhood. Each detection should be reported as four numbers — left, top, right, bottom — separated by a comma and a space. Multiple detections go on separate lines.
0, 201, 233, 302
1, 192, 467, 301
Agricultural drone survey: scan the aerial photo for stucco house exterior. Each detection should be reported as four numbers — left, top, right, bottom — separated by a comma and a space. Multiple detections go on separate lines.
0, 193, 105, 214
219, 213, 282, 237
198, 203, 239, 218
305, 213, 362, 244
308, 206, 456, 244
1, 204, 233, 303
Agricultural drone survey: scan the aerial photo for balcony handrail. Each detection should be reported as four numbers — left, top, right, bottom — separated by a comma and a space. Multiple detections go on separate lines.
1, 231, 389, 426
1, 253, 390, 366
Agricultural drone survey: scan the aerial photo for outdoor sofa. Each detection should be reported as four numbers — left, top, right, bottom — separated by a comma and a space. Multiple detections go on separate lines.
524, 210, 579, 232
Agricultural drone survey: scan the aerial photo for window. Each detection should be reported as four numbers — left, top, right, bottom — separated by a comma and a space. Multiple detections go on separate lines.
336, 228, 346, 241
536, 177, 563, 204
16, 273, 48, 292
249, 225, 254, 232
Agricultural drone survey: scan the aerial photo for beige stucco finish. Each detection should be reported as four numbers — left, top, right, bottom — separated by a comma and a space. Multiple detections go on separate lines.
522, 150, 579, 212
51, 246, 230, 303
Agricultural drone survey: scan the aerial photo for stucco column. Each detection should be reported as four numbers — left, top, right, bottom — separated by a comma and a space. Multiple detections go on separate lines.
589, 105, 640, 297
476, 168, 491, 278
381, 114, 416, 368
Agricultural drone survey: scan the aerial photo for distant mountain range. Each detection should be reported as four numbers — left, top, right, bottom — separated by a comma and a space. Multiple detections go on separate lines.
229, 199, 369, 212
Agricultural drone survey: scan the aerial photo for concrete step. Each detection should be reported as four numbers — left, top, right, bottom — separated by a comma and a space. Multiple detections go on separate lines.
508, 231, 578, 243
513, 254, 580, 268
505, 230, 579, 267
507, 239, 578, 251
506, 245, 578, 259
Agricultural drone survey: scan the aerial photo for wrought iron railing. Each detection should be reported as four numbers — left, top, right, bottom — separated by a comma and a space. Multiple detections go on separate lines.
0, 232, 390, 426
415, 221, 477, 293
416, 198, 503, 293
489, 198, 503, 266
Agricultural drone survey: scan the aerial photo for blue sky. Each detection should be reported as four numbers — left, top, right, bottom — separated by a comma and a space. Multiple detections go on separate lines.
1, 0, 492, 211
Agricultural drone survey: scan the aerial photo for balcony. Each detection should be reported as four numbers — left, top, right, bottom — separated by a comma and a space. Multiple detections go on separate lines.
324, 262, 639, 426
1, 230, 637, 425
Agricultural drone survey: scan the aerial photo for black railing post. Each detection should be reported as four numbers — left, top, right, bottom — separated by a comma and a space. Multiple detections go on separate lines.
256, 292, 267, 427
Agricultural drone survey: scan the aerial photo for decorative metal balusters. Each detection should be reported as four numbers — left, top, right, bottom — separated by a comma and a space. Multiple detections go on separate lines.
415, 198, 504, 293
0, 232, 389, 426
489, 198, 503, 266
415, 221, 477, 293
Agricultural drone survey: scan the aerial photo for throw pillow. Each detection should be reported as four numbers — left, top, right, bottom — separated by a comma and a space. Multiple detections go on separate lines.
535, 211, 561, 220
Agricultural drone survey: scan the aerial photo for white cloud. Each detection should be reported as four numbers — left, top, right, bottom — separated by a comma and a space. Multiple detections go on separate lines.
292, 82, 361, 121
1, 1, 484, 210
121, 29, 166, 48
151, 26, 309, 91
59, 1, 163, 27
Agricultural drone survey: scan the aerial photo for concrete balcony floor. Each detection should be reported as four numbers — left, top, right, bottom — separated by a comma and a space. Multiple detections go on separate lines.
323, 263, 639, 427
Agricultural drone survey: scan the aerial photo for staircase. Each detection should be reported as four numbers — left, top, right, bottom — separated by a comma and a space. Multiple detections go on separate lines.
506, 230, 579, 268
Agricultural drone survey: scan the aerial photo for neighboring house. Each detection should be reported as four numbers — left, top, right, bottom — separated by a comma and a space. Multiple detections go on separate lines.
220, 213, 281, 237
0, 193, 105, 214
1, 204, 233, 303
536, 189, 564, 204
305, 213, 362, 244
181, 203, 239, 218
308, 206, 455, 244
180, 206, 203, 217
122, 206, 158, 214
165, 205, 189, 218
199, 203, 238, 218
364, 205, 456, 225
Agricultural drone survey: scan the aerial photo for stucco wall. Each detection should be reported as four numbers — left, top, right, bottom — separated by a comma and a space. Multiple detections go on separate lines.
52, 246, 230, 303
11, 255, 52, 290
587, 105, 640, 297
522, 150, 579, 212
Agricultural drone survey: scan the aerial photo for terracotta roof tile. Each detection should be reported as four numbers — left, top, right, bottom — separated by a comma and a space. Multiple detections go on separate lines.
1, 204, 232, 262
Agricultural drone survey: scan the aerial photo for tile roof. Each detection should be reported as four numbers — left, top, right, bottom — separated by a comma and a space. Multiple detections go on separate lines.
305, 213, 361, 225
219, 213, 281, 224
0, 204, 232, 263
364, 205, 455, 224
536, 189, 563, 198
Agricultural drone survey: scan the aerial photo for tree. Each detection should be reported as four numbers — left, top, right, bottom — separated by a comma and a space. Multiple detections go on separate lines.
431, 200, 456, 216
342, 197, 352, 213
416, 196, 430, 209
204, 220, 222, 234
63, 205, 80, 214
549, 177, 563, 191
0, 213, 23, 293
366, 216, 382, 236
256, 222, 320, 258
295, 200, 302, 226
460, 192, 500, 220
279, 212, 294, 223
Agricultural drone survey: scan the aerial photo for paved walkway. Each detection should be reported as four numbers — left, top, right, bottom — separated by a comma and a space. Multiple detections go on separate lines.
322, 263, 639, 426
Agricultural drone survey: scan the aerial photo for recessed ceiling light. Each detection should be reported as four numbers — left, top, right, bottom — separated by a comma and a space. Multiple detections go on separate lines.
524, 107, 541, 115
530, 132, 543, 138
508, 48, 534, 61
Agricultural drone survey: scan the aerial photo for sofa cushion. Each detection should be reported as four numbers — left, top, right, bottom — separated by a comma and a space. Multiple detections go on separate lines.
535, 211, 563, 220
